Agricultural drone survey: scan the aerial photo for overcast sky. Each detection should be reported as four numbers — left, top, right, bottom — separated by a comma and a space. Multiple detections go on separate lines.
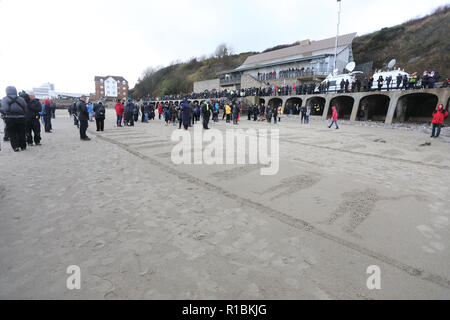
0, 0, 448, 94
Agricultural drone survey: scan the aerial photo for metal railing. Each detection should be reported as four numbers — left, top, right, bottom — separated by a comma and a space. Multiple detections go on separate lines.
220, 76, 242, 85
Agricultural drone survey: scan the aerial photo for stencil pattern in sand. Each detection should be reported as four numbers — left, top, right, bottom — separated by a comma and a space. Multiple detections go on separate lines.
259, 173, 322, 200
325, 188, 379, 233
210, 165, 263, 180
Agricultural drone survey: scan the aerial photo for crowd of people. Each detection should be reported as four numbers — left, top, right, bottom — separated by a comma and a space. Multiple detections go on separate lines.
153, 70, 447, 104
258, 67, 318, 81
0, 86, 57, 152
1, 83, 448, 152
110, 99, 245, 130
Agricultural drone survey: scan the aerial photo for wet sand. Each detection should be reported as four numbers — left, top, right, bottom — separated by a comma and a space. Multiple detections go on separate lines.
0, 110, 449, 299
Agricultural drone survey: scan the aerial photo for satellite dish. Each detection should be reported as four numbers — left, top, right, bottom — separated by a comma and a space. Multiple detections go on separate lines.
345, 62, 356, 73
388, 59, 397, 70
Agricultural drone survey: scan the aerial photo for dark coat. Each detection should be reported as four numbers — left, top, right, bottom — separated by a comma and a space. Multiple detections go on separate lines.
0, 86, 27, 119
76, 100, 89, 121
26, 99, 42, 119
93, 103, 105, 120
181, 99, 191, 127
201, 103, 211, 118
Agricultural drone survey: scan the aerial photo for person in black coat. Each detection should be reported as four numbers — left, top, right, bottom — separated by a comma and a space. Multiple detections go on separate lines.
356, 78, 361, 92
76, 96, 90, 140
201, 101, 212, 129
43, 100, 52, 132
1, 86, 28, 151
93, 102, 105, 132
70, 101, 79, 127
181, 98, 191, 130
25, 93, 42, 145
340, 79, 345, 93
402, 75, 408, 90
396, 74, 403, 90
50, 101, 56, 119
368, 77, 374, 91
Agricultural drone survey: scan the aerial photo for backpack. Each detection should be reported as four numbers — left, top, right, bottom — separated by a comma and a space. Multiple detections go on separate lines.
97, 105, 105, 116
6, 96, 25, 114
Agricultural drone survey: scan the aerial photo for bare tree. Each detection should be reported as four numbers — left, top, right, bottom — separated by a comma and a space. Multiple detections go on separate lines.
215, 43, 233, 58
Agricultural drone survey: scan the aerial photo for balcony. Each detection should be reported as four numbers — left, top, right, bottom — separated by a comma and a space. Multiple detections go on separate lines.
220, 75, 241, 86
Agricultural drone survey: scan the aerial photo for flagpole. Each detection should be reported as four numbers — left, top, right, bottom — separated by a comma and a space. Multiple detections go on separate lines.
334, 0, 342, 72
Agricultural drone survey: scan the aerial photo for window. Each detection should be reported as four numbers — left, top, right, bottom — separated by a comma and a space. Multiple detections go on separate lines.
100, 79, 103, 82
100, 86, 103, 89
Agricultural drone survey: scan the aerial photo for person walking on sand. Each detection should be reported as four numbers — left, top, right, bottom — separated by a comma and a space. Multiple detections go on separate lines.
430, 104, 448, 138
328, 106, 339, 129
0, 86, 28, 151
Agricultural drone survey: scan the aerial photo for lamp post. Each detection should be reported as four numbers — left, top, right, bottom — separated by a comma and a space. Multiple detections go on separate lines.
334, 0, 342, 72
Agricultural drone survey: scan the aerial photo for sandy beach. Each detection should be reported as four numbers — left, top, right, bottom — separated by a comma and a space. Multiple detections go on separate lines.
0, 109, 449, 299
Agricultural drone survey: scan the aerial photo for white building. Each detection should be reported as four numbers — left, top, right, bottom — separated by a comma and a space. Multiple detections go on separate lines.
216, 33, 357, 90
31, 83, 57, 100
94, 76, 129, 100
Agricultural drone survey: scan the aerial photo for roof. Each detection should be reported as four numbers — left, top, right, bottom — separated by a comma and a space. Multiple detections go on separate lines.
95, 76, 127, 83
217, 54, 329, 75
240, 32, 357, 68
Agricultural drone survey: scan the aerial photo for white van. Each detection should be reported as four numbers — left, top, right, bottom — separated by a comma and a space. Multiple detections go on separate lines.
316, 71, 363, 93
371, 69, 410, 90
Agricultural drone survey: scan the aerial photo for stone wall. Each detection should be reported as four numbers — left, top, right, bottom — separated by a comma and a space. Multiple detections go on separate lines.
240, 74, 265, 89
193, 79, 220, 93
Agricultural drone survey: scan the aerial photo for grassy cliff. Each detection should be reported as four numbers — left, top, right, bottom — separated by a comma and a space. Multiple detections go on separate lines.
352, 5, 449, 75
132, 52, 254, 98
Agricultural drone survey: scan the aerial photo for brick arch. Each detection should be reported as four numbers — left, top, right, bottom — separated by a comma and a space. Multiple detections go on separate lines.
395, 93, 438, 123
358, 94, 391, 122
285, 97, 302, 114
328, 95, 355, 120
268, 97, 283, 108
306, 96, 326, 116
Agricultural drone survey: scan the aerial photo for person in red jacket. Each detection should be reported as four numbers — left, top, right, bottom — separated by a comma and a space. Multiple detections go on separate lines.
157, 104, 163, 120
328, 106, 339, 129
115, 100, 124, 127
431, 104, 448, 138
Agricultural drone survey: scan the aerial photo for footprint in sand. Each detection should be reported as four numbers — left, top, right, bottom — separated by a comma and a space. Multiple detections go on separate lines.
381, 149, 404, 157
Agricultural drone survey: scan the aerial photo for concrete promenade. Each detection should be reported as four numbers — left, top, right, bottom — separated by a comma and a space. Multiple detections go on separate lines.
151, 88, 450, 124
